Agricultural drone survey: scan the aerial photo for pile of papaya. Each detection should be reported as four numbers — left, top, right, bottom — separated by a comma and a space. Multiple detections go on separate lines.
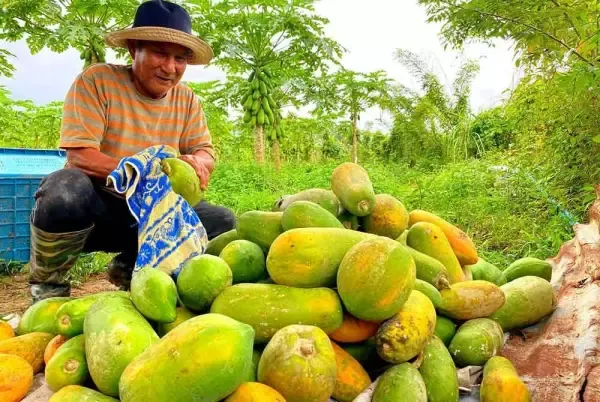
0, 161, 556, 402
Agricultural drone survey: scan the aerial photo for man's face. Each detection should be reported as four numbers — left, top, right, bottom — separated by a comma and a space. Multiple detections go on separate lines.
129, 41, 189, 99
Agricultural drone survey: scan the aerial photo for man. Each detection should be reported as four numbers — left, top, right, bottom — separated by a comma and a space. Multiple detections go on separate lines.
28, 0, 235, 302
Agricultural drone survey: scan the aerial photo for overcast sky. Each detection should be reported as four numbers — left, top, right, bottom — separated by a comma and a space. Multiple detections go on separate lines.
0, 0, 522, 125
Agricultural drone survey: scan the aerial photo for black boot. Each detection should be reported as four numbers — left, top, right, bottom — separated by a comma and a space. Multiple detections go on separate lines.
106, 252, 137, 291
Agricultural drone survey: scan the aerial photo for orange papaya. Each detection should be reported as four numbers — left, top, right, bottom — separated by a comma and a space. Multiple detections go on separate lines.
360, 194, 409, 239
329, 313, 379, 343
331, 162, 376, 217
44, 334, 69, 365
331, 341, 371, 401
0, 353, 33, 402
0, 332, 54, 374
225, 382, 286, 401
480, 356, 531, 402
0, 320, 15, 341
408, 210, 478, 266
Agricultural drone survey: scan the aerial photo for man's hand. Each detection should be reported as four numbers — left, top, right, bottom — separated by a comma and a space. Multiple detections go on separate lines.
179, 154, 211, 190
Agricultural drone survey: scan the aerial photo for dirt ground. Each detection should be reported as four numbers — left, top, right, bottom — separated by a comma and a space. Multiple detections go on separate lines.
0, 273, 118, 316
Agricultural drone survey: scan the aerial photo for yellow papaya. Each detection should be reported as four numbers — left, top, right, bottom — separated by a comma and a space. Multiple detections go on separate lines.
439, 280, 505, 320
375, 290, 436, 364
49, 385, 118, 401
408, 210, 478, 266
407, 222, 465, 284
331, 162, 376, 217
331, 341, 371, 401
0, 320, 15, 341
0, 353, 33, 402
225, 382, 285, 401
329, 313, 380, 343
0, 332, 54, 374
360, 194, 409, 239
480, 356, 531, 402
337, 237, 416, 322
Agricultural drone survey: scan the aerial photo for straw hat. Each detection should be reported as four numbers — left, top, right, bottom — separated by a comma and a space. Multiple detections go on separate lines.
104, 0, 213, 65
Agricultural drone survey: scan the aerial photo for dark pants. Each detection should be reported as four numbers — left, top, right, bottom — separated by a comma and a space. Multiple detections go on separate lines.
29, 168, 235, 294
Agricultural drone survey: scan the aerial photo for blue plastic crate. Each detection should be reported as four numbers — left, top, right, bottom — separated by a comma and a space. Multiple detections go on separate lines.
0, 148, 67, 262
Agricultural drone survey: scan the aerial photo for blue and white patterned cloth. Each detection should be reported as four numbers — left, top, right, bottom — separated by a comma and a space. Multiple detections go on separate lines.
106, 145, 208, 279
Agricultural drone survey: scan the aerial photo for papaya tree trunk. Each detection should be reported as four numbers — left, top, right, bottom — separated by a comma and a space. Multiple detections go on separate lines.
273, 139, 281, 171
352, 114, 359, 163
254, 125, 265, 163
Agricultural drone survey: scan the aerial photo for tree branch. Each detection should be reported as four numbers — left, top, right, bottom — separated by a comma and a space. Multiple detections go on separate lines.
549, 0, 582, 40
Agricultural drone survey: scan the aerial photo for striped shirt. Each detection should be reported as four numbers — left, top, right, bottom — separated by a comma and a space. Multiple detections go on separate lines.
59, 63, 214, 160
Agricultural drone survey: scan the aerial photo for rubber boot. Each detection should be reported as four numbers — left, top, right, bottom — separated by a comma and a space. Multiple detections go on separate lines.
29, 223, 94, 304
106, 252, 137, 291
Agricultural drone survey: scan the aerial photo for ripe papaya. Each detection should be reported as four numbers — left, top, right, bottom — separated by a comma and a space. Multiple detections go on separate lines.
434, 316, 457, 347
55, 291, 128, 337
331, 162, 376, 217
375, 290, 436, 364
258, 324, 337, 402
161, 158, 203, 207
467, 258, 507, 286
449, 318, 504, 367
404, 246, 450, 290
0, 332, 54, 374
237, 211, 284, 251
119, 314, 254, 402
157, 306, 197, 337
489, 276, 555, 331
480, 356, 531, 402
84, 296, 158, 397
439, 280, 505, 320
337, 237, 416, 322
0, 353, 33, 402
266, 228, 375, 288
176, 254, 232, 312
503, 257, 552, 282
331, 341, 371, 401
273, 188, 341, 216
206, 228, 240, 256
131, 268, 177, 323
419, 336, 459, 402
0, 320, 15, 341
210, 283, 343, 343
329, 313, 380, 343
219, 240, 266, 284
408, 210, 478, 266
225, 382, 285, 401
414, 279, 443, 309
281, 201, 344, 231
338, 209, 359, 230
372, 363, 427, 402
46, 334, 88, 392
407, 222, 465, 284
360, 194, 409, 239
44, 335, 69, 365
18, 296, 71, 335
49, 385, 118, 401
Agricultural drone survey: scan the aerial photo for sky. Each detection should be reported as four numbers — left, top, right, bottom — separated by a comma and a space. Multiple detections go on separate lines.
0, 0, 523, 127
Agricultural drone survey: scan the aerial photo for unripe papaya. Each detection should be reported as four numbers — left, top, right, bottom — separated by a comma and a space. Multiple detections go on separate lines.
281, 201, 344, 230
467, 258, 507, 286
419, 336, 459, 402
45, 335, 88, 392
404, 246, 450, 290
503, 257, 552, 282
243, 110, 252, 122
176, 254, 232, 312
360, 194, 409, 239
338, 237, 416, 322
161, 158, 203, 207
257, 108, 265, 125
251, 79, 259, 90
49, 385, 118, 401
489, 276, 555, 331
331, 341, 371, 401
331, 162, 376, 217
18, 297, 71, 335
397, 230, 408, 245
130, 268, 177, 323
250, 115, 257, 126
414, 279, 443, 309
157, 306, 197, 337
375, 290, 436, 364
243, 96, 253, 111
338, 209, 359, 230
408, 210, 478, 266
219, 240, 267, 284
55, 292, 128, 337
434, 316, 457, 347
206, 229, 240, 256
439, 280, 505, 320
480, 356, 531, 402
267, 94, 277, 109
407, 222, 464, 283
448, 318, 504, 367
372, 363, 427, 402
274, 189, 340, 216
237, 211, 284, 251
251, 99, 260, 113
259, 80, 268, 96
252, 90, 260, 100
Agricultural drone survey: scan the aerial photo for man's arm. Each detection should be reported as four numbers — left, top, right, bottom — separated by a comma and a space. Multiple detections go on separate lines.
179, 148, 214, 190
66, 148, 120, 179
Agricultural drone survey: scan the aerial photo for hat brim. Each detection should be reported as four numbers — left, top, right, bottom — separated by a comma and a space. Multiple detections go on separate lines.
104, 27, 213, 65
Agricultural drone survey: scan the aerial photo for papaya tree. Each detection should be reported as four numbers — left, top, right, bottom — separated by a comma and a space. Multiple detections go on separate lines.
0, 0, 139, 70
189, 0, 344, 164
311, 69, 392, 163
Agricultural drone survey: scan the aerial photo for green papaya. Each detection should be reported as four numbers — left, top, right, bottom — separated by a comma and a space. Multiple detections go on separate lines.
237, 211, 284, 251
243, 110, 252, 123
468, 258, 507, 286
413, 279, 443, 309
251, 79, 259, 90
250, 115, 257, 126
434, 316, 457, 347
503, 257, 552, 282
84, 296, 158, 397
252, 90, 260, 100
267, 94, 277, 109
248, 71, 255, 82
49, 385, 118, 401
18, 297, 71, 335
161, 158, 203, 207
331, 162, 376, 217
257, 108, 265, 125
219, 240, 267, 284
338, 209, 359, 230
46, 334, 88, 392
206, 229, 240, 256
404, 246, 450, 290
176, 254, 232, 312
251, 99, 260, 113
263, 69, 272, 78
372, 363, 427, 402
55, 292, 128, 337
448, 318, 504, 367
130, 268, 177, 323
281, 201, 344, 231
259, 81, 268, 96
157, 306, 197, 337
273, 188, 340, 216
419, 336, 459, 402
119, 314, 255, 402
397, 230, 408, 245
210, 283, 343, 343
243, 96, 253, 111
